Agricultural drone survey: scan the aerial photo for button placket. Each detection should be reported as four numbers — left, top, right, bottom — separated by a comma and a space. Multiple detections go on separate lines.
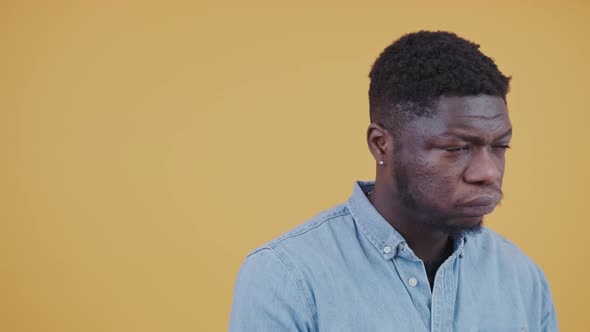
391, 254, 433, 331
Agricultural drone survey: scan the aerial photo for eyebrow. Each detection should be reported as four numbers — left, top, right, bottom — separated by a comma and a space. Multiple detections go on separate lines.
440, 128, 512, 143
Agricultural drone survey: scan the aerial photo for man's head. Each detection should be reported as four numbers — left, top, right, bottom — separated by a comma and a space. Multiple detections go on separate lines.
367, 31, 512, 236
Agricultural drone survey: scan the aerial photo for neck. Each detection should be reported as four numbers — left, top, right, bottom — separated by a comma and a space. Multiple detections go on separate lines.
369, 183, 453, 263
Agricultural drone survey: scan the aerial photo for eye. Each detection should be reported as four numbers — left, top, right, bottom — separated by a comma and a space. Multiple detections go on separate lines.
445, 146, 470, 152
492, 144, 511, 150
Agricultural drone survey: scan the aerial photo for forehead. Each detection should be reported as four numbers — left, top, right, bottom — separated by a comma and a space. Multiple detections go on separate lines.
405, 95, 511, 139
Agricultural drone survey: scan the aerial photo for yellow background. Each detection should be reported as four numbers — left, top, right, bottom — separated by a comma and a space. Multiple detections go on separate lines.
3, 1, 589, 331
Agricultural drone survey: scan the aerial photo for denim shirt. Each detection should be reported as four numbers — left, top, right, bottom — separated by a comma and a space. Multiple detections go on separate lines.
229, 181, 558, 331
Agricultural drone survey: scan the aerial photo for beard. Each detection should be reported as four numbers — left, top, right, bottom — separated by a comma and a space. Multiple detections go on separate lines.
393, 160, 484, 239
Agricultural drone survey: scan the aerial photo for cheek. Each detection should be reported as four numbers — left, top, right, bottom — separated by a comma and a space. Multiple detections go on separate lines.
407, 154, 462, 199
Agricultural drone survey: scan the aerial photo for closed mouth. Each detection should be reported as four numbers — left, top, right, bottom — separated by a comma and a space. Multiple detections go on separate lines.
456, 196, 500, 215
461, 196, 498, 207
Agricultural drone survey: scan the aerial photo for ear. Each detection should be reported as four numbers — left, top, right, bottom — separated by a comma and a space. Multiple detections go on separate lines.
367, 123, 394, 164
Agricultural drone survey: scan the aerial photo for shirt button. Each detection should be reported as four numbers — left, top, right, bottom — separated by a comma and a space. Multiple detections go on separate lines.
383, 245, 392, 254
408, 277, 418, 287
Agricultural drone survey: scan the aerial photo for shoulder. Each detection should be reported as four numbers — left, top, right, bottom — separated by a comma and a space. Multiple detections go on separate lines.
232, 203, 354, 328
472, 228, 528, 255
240, 203, 355, 280
468, 227, 557, 327
239, 202, 358, 295
247, 203, 353, 258
231, 241, 317, 331
468, 227, 547, 281
470, 228, 532, 262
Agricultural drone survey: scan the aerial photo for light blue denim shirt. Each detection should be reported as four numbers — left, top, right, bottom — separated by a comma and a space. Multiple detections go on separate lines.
229, 181, 558, 331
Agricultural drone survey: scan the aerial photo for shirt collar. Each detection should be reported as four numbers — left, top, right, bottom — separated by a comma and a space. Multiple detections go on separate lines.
346, 181, 468, 260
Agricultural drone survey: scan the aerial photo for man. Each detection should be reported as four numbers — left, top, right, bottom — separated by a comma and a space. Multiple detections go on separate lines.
229, 31, 558, 331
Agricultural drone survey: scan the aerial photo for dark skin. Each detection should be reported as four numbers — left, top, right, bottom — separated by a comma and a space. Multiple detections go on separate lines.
367, 95, 512, 266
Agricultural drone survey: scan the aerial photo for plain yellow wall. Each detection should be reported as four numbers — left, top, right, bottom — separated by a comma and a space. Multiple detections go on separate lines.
4, 1, 589, 331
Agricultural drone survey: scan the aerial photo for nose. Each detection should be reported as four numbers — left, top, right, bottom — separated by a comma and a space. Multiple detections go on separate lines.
463, 147, 502, 186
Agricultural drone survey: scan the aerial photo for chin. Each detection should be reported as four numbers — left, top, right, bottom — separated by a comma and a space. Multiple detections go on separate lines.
440, 217, 484, 238
455, 215, 485, 227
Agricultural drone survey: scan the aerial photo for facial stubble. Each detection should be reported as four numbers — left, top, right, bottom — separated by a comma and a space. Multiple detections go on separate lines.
392, 158, 484, 239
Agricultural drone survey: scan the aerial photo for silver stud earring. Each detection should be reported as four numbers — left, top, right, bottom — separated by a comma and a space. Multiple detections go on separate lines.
378, 160, 384, 165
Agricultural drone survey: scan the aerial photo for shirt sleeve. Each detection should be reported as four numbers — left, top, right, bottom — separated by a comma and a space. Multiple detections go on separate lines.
540, 271, 558, 332
228, 248, 315, 332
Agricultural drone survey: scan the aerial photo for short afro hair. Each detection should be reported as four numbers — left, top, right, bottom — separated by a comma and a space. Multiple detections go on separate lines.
369, 31, 511, 134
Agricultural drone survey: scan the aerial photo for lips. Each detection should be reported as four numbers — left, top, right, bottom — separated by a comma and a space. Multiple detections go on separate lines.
462, 196, 498, 207
457, 195, 500, 215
